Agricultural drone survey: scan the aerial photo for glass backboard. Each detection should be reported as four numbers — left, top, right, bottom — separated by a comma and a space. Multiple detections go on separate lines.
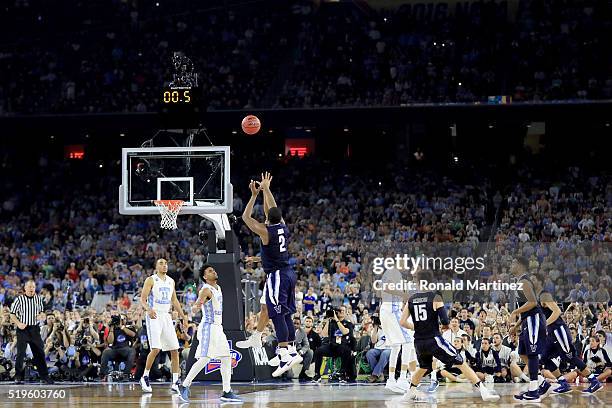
119, 146, 232, 215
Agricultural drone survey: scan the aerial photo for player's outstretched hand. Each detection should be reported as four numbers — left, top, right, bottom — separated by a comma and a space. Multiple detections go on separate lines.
249, 180, 260, 197
260, 171, 273, 190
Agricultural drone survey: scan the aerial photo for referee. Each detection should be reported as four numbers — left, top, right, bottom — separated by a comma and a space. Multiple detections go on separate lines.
9, 280, 53, 384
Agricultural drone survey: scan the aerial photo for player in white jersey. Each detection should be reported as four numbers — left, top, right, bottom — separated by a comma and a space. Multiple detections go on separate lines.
378, 267, 417, 393
178, 264, 241, 403
139, 258, 188, 393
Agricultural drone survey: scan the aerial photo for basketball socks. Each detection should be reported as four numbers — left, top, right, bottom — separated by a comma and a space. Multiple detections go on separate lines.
173, 372, 179, 383
529, 380, 538, 392
143, 369, 150, 378
278, 346, 290, 361
220, 356, 232, 393
520, 373, 530, 382
399, 371, 408, 380
183, 357, 210, 387
537, 375, 545, 387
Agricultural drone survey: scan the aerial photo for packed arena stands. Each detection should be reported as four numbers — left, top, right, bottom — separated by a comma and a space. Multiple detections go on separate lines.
1, 0, 611, 115
0, 149, 609, 383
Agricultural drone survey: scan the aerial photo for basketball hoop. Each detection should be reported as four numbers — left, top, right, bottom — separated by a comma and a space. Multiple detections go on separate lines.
153, 200, 184, 230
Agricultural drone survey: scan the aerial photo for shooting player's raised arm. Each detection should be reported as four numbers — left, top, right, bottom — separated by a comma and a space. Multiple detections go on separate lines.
242, 180, 269, 241
260, 171, 285, 224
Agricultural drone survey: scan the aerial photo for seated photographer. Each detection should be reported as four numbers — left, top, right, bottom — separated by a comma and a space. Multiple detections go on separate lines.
73, 315, 101, 344
99, 314, 136, 380
44, 322, 70, 377
365, 316, 391, 383
313, 306, 356, 383
39, 313, 56, 343
174, 312, 194, 364
74, 334, 102, 381
4, 331, 33, 374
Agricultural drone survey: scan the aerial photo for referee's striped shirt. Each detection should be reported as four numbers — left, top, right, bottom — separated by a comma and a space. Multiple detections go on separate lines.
10, 294, 44, 326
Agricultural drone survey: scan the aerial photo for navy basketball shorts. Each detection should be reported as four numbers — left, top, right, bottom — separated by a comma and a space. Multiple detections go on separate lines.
265, 267, 297, 318
518, 313, 547, 357
414, 336, 463, 371
544, 323, 576, 361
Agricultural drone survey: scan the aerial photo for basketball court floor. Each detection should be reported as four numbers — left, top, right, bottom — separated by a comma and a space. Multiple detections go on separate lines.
0, 381, 608, 407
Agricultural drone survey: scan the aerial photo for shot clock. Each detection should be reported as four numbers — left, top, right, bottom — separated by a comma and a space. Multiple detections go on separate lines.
159, 52, 201, 122
162, 87, 192, 104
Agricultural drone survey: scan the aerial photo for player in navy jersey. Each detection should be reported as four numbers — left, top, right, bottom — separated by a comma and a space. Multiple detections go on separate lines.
399, 269, 499, 402
537, 284, 603, 395
509, 256, 548, 402
241, 172, 302, 377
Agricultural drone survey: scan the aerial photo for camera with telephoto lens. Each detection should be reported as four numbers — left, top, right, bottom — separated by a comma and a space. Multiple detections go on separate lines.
111, 315, 121, 326
325, 308, 337, 319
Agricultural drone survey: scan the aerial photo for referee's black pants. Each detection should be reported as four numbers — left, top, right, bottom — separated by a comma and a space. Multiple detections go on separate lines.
15, 325, 49, 380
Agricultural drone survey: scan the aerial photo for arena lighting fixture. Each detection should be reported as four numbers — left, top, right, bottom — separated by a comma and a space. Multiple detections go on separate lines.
50, 135, 55, 140
231, 130, 237, 134
120, 133, 126, 137
489, 124, 494, 129
268, 129, 273, 133
458, 82, 462, 86
343, 128, 349, 132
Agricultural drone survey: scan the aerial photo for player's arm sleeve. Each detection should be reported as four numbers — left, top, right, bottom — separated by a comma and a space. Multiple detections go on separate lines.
437, 306, 450, 326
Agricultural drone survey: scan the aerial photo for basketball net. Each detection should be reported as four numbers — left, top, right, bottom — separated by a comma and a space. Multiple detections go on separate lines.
153, 200, 184, 230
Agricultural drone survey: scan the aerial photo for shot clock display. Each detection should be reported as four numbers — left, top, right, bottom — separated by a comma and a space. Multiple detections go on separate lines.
159, 86, 200, 121
162, 88, 192, 104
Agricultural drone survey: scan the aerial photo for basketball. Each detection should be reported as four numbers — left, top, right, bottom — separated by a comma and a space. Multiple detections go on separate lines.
241, 115, 261, 135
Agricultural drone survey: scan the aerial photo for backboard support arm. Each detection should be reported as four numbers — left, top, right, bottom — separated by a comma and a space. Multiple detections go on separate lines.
199, 213, 231, 241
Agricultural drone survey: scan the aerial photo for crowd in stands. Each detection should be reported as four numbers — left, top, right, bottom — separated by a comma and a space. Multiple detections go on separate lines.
0, 150, 610, 382
1, 0, 611, 115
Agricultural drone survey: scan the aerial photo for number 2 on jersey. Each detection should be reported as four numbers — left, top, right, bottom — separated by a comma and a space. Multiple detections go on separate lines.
413, 304, 427, 321
278, 228, 287, 252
